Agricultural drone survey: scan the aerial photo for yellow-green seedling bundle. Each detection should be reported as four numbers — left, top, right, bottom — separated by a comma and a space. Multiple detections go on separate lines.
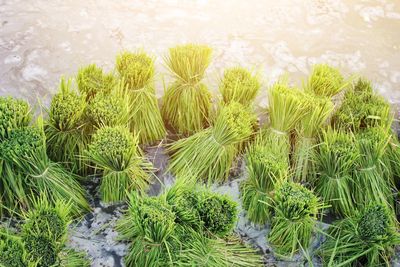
293, 94, 334, 182
77, 63, 116, 101
240, 134, 289, 225
313, 129, 358, 217
162, 44, 212, 135
219, 67, 261, 106
306, 64, 346, 97
116, 51, 166, 144
87, 126, 152, 203
320, 203, 400, 266
268, 182, 323, 259
168, 102, 256, 183
45, 78, 89, 174
0, 96, 31, 140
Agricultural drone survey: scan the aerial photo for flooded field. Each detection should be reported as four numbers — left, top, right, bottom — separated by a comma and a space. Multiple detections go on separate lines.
1, 0, 400, 266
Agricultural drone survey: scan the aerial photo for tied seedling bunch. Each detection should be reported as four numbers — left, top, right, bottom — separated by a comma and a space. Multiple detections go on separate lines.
117, 178, 262, 267
162, 44, 212, 135
0, 122, 89, 216
0, 228, 27, 267
76, 63, 116, 101
268, 182, 323, 259
0, 96, 31, 140
168, 102, 256, 183
219, 67, 261, 106
353, 127, 394, 209
313, 129, 358, 217
320, 203, 400, 266
306, 64, 346, 97
332, 79, 392, 131
45, 78, 89, 174
87, 126, 152, 203
240, 134, 289, 225
116, 51, 166, 144
294, 94, 334, 182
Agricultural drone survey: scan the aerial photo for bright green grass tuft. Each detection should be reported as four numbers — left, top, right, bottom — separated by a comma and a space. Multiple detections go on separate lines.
306, 64, 346, 97
0, 96, 31, 141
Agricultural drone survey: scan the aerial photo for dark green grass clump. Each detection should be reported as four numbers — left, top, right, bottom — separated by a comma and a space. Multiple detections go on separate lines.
332, 79, 391, 131
162, 44, 213, 135
219, 67, 260, 106
0, 96, 31, 140
45, 78, 89, 174
116, 51, 166, 144
320, 203, 399, 266
88, 126, 152, 203
268, 182, 322, 259
0, 230, 26, 267
168, 102, 256, 183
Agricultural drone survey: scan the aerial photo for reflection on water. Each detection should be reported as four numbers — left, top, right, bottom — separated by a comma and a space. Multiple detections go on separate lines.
1, 0, 400, 107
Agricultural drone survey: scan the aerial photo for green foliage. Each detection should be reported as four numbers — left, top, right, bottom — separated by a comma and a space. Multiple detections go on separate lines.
268, 182, 322, 258
241, 138, 289, 225
332, 79, 391, 131
23, 235, 58, 267
76, 64, 116, 100
21, 196, 70, 244
219, 67, 260, 106
162, 44, 212, 135
320, 203, 399, 267
45, 78, 89, 174
0, 97, 31, 141
313, 129, 357, 217
116, 51, 166, 144
306, 64, 346, 97
0, 230, 26, 267
85, 91, 130, 129
197, 191, 237, 236
168, 102, 256, 183
353, 127, 394, 209
88, 126, 152, 202
294, 94, 334, 182
58, 248, 91, 267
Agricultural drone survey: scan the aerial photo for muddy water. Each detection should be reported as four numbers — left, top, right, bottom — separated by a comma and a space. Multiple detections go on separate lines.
1, 1, 400, 266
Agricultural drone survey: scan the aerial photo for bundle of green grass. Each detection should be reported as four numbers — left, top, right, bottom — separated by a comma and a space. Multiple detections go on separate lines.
268, 182, 323, 259
320, 203, 400, 266
0, 99, 89, 216
306, 64, 347, 98
0, 196, 90, 267
219, 67, 261, 106
168, 102, 256, 183
240, 133, 289, 225
162, 44, 212, 135
87, 126, 152, 203
45, 78, 89, 174
117, 179, 262, 266
116, 51, 166, 144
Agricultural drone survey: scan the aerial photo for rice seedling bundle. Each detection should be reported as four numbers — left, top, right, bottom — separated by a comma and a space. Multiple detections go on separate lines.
0, 96, 31, 140
0, 229, 27, 267
117, 192, 177, 266
162, 44, 212, 135
241, 136, 289, 225
76, 63, 116, 101
353, 127, 395, 209
168, 102, 256, 183
87, 126, 152, 203
313, 129, 358, 217
85, 89, 130, 130
306, 64, 346, 97
293, 94, 334, 182
332, 79, 392, 132
116, 51, 166, 144
45, 78, 89, 174
0, 124, 89, 216
320, 203, 400, 266
219, 67, 261, 106
268, 181, 323, 259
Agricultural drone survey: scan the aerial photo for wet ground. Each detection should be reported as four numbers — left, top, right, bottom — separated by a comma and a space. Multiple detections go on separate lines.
1, 0, 400, 266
